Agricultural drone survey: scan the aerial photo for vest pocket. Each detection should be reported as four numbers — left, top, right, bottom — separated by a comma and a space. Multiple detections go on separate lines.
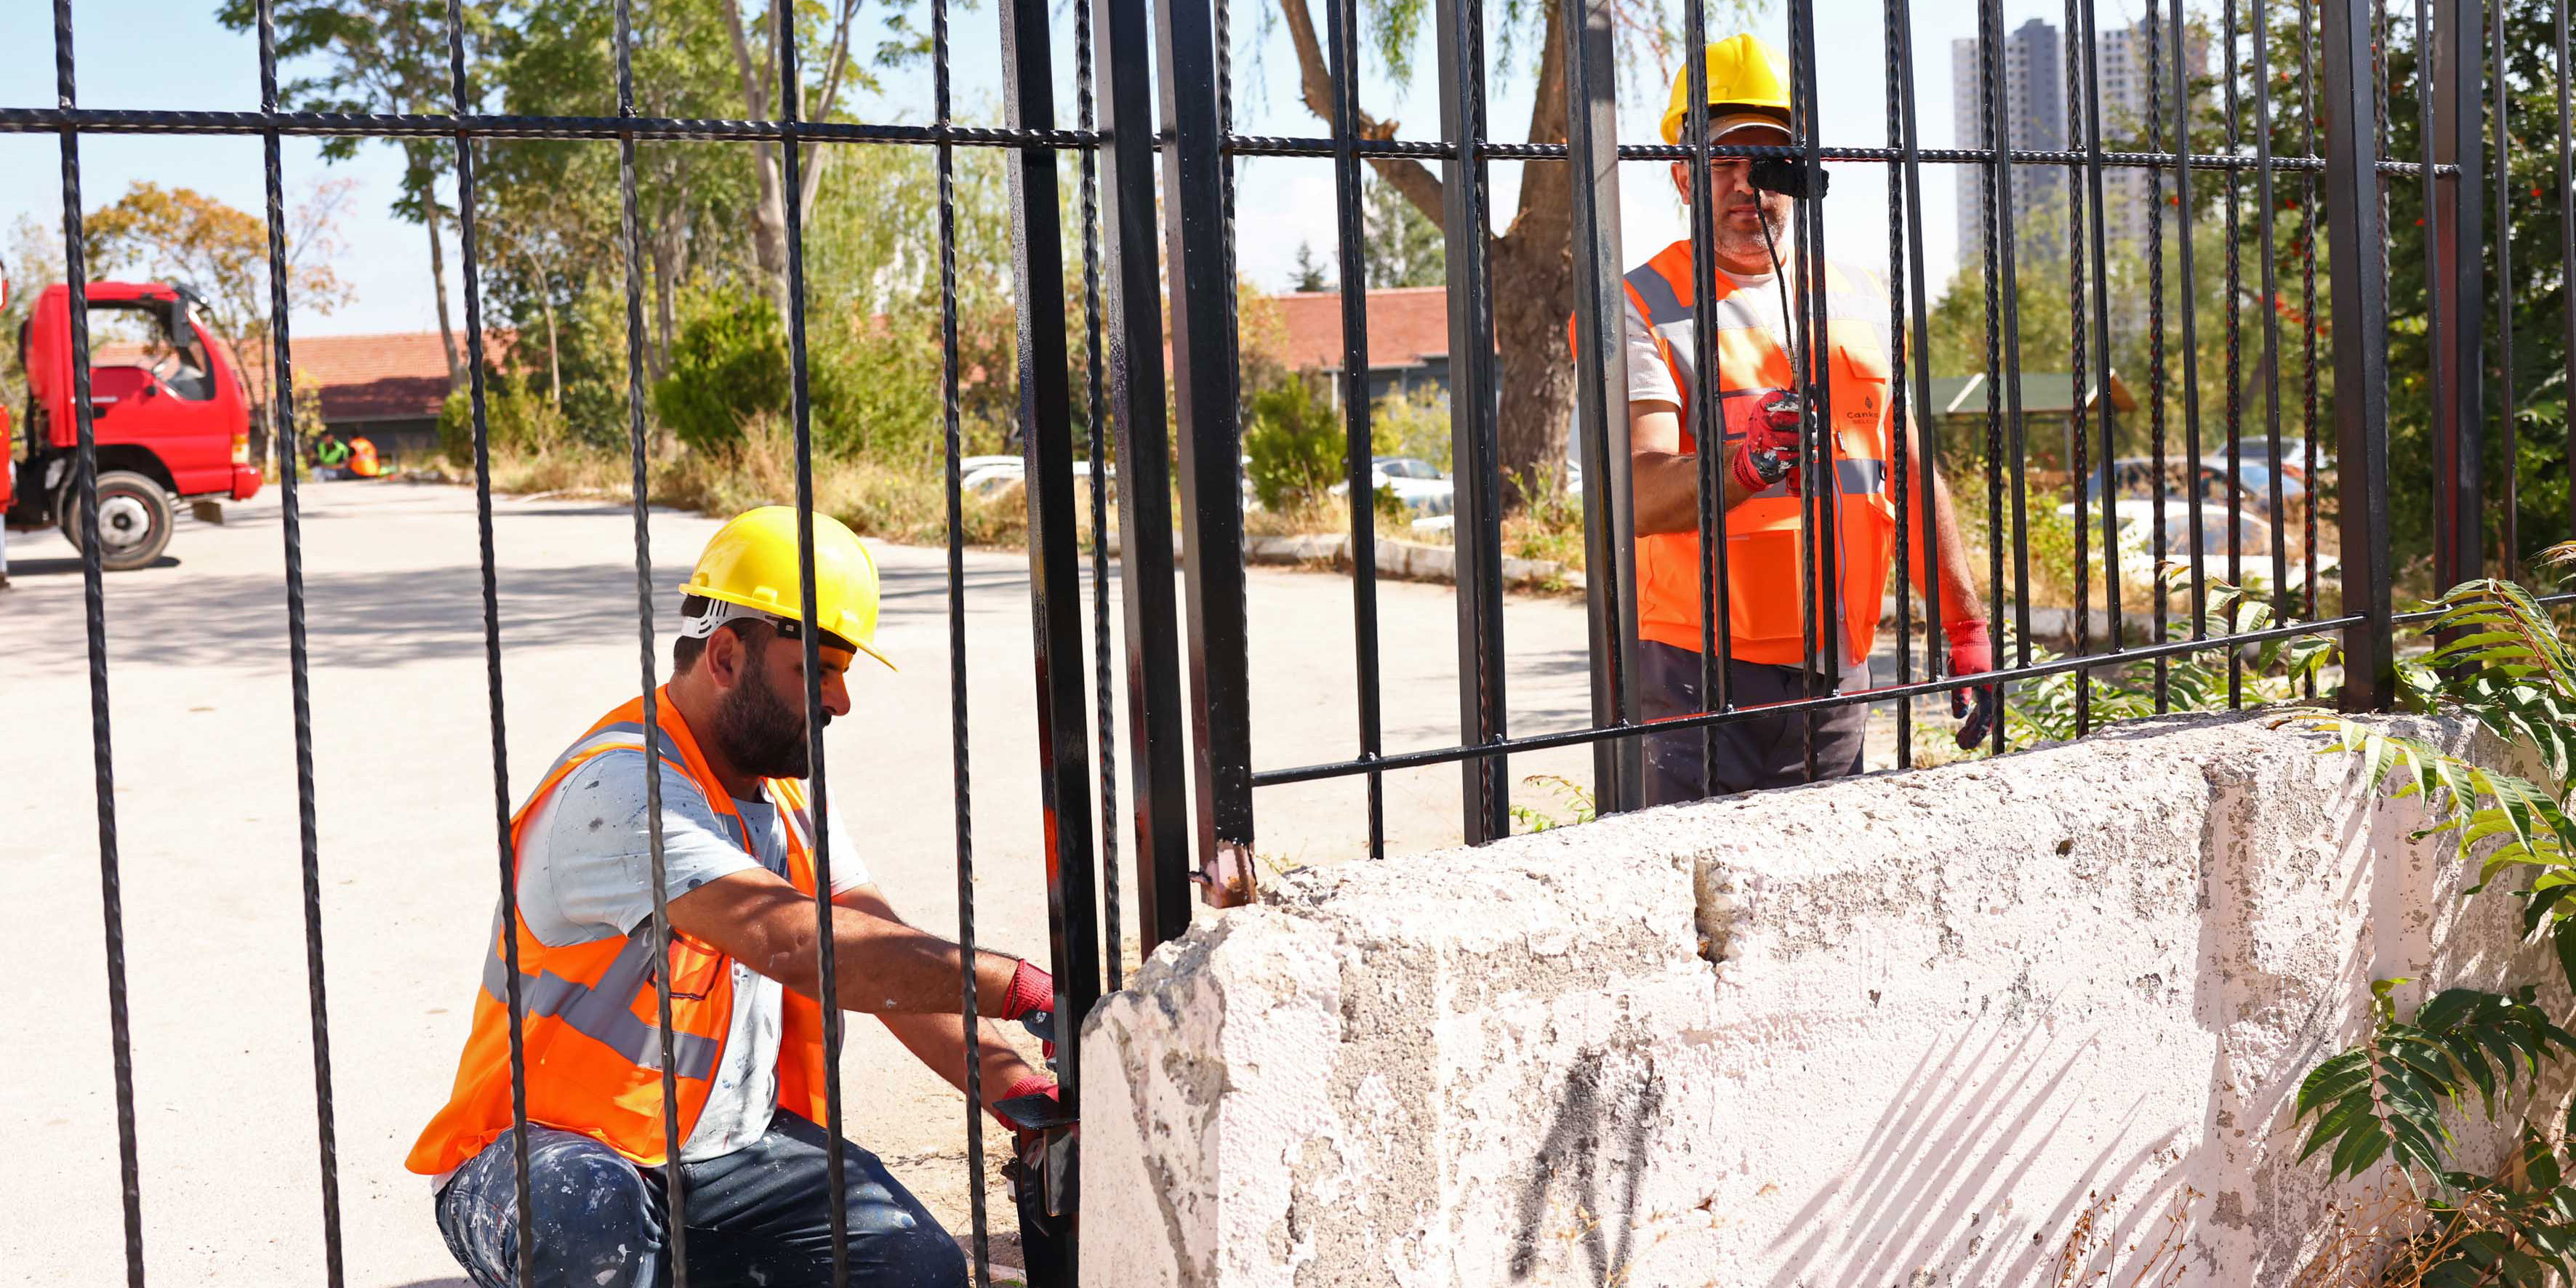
654, 936, 726, 1001
1725, 523, 1814, 647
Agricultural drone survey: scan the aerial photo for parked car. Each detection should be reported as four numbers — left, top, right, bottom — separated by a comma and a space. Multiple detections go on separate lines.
957, 456, 1116, 501
2055, 495, 2305, 592
1328, 455, 1455, 517
2098, 456, 2306, 517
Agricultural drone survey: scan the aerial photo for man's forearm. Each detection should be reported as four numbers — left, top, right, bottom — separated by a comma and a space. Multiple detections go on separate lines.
757, 903, 1030, 1018
1632, 450, 1758, 537
1902, 457, 1985, 627
877, 1010, 1043, 1104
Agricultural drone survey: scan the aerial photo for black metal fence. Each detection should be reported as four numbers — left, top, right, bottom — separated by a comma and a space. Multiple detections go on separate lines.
14, 0, 2576, 1281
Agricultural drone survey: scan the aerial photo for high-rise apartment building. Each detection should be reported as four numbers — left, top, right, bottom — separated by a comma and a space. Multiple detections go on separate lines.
1953, 18, 2066, 269
1952, 17, 2209, 273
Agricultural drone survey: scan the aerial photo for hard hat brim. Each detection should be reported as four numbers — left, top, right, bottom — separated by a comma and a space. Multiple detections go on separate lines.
679, 582, 899, 672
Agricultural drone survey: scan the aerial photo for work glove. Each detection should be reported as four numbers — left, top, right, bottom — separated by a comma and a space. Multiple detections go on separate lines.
999, 957, 1054, 1023
1726, 388, 1805, 496
1946, 617, 1999, 751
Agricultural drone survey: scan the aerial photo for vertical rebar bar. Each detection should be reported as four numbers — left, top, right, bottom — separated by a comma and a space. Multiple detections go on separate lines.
611, 2, 690, 1281
52, 4, 145, 1281
771, 13, 854, 1285
438, 4, 533, 1284
2490, 0, 2518, 576
1893, 0, 1945, 757
934, 0, 992, 1275
254, 4, 344, 1281
1324, 0, 1387, 853
2147, 1, 2172, 707
1074, 0, 1128, 961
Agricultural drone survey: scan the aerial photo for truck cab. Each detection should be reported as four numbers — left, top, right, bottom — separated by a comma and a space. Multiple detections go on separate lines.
7, 280, 260, 569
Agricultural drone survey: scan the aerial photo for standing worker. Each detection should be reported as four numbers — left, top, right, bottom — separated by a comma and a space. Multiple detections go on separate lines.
411, 507, 1064, 1288
1618, 33, 1997, 802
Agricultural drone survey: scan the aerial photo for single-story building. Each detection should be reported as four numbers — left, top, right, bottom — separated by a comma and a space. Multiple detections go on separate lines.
1260, 286, 1459, 407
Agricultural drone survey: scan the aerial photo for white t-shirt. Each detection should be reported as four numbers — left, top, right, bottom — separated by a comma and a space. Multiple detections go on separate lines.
1626, 262, 1796, 408
439, 748, 868, 1186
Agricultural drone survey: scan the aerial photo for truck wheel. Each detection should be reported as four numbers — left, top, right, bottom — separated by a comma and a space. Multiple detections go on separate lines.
58, 471, 175, 572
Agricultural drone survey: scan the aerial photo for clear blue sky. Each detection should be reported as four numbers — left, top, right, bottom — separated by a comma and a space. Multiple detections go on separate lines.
0, 0, 2146, 337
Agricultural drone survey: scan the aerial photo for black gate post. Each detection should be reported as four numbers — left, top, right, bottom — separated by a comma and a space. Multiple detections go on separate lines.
1155, 0, 1260, 898
1562, 0, 1640, 815
1000, 0, 1103, 1257
1095, 0, 1196, 953
1433, 0, 1512, 843
2431, 0, 2487, 589
2323, 0, 2398, 707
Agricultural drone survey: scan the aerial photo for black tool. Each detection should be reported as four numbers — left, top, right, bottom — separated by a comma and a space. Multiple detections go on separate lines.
1749, 156, 1829, 201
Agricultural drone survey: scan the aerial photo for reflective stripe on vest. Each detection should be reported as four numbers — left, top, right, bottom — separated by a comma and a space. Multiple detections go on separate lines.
1624, 259, 1891, 432
478, 928, 722, 1080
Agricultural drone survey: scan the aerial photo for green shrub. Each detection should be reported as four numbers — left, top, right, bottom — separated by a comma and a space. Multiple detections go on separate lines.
1243, 375, 1343, 511
437, 372, 575, 465
654, 288, 790, 454
1243, 373, 1398, 512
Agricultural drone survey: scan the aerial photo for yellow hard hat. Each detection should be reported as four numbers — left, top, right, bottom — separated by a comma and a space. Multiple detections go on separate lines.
1661, 34, 1794, 146
682, 506, 895, 671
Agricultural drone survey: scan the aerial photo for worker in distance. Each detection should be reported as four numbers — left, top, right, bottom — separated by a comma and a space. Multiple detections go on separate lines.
409, 507, 1064, 1288
1617, 33, 1997, 801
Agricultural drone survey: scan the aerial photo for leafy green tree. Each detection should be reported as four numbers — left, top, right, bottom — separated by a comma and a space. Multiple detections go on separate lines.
220, 0, 492, 390
1362, 173, 1442, 289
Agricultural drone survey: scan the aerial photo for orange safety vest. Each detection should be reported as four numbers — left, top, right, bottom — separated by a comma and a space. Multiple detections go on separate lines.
1614, 239, 1897, 669
406, 691, 835, 1175
349, 437, 383, 478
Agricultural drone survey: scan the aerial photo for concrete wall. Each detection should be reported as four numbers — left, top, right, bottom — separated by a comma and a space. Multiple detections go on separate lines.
1079, 712, 2569, 1287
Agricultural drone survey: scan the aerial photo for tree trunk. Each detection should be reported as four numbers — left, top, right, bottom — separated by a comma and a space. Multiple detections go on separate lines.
1487, 233, 1577, 494
1272, 0, 1579, 505
718, 0, 860, 321
423, 186, 462, 389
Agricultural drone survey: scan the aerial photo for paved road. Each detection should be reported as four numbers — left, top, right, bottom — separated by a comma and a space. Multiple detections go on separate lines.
1, 480, 1643, 1286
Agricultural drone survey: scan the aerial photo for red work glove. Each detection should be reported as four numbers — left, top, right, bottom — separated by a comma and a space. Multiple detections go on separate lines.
999, 957, 1054, 1023
1726, 388, 1804, 495
1946, 617, 1999, 751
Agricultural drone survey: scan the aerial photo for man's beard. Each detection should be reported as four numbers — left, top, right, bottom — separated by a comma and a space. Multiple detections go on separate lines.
714, 645, 820, 780
1712, 199, 1789, 267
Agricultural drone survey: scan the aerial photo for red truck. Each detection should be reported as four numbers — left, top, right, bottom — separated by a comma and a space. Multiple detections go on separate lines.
6, 278, 261, 571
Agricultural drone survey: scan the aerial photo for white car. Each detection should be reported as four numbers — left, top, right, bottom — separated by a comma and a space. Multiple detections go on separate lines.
1328, 456, 1455, 517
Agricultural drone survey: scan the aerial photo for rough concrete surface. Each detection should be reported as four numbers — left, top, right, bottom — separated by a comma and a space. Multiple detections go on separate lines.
1081, 711, 2571, 1287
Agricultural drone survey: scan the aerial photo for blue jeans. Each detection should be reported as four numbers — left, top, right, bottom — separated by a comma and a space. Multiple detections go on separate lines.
433, 1114, 968, 1288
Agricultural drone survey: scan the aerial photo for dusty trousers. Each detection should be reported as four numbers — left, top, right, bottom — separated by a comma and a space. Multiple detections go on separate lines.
433, 1112, 968, 1288
1635, 639, 1868, 805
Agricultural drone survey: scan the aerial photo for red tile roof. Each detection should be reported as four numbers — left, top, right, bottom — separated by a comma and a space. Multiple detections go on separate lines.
278, 331, 511, 423
1256, 287, 1452, 373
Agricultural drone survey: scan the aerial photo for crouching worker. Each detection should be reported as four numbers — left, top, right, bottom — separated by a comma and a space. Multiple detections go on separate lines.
409, 507, 1061, 1288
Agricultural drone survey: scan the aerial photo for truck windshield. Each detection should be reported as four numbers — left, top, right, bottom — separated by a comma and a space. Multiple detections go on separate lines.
87, 302, 214, 401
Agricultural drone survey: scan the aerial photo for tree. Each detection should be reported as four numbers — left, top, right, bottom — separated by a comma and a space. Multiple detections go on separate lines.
1290, 241, 1332, 292
220, 0, 490, 390
1362, 172, 1442, 288
1271, 0, 1757, 505
83, 180, 355, 419
1, 215, 64, 411
713, 0, 870, 319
